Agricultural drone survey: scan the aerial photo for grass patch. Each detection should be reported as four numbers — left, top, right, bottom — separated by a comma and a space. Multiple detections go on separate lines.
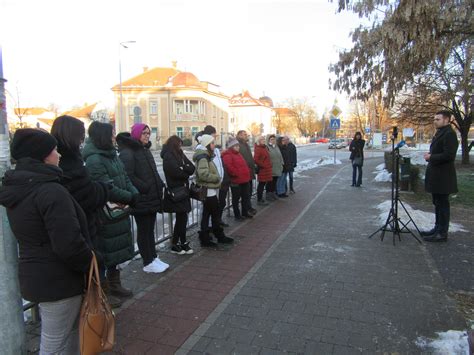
452, 164, 474, 208
406, 162, 474, 209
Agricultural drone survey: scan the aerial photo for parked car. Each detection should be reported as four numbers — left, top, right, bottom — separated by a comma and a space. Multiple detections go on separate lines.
316, 138, 330, 143
328, 138, 347, 149
328, 139, 339, 149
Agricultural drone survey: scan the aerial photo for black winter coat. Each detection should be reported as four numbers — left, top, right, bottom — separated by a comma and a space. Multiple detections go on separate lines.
238, 140, 256, 180
279, 144, 292, 173
287, 142, 297, 172
0, 159, 93, 303
58, 145, 109, 250
116, 133, 164, 215
160, 144, 195, 213
349, 139, 365, 160
425, 125, 459, 194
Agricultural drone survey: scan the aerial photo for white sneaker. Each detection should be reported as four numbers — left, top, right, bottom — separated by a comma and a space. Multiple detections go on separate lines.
143, 262, 167, 273
152, 257, 169, 270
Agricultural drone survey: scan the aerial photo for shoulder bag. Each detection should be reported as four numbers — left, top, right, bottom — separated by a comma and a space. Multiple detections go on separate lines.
190, 182, 207, 202
79, 251, 115, 355
165, 185, 189, 202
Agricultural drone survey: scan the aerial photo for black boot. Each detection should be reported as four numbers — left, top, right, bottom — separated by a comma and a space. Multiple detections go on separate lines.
101, 281, 123, 308
420, 226, 438, 237
424, 232, 448, 242
214, 227, 234, 244
199, 231, 217, 247
107, 268, 133, 298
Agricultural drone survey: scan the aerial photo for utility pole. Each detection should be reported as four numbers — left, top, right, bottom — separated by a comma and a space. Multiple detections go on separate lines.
0, 46, 27, 354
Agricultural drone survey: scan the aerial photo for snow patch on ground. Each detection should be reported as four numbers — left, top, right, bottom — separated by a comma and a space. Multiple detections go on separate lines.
294, 156, 342, 176
374, 169, 392, 182
416, 330, 469, 354
375, 163, 385, 171
375, 200, 466, 232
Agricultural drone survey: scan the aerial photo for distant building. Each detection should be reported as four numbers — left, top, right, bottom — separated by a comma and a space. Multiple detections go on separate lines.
63, 102, 110, 128
111, 63, 229, 145
228, 91, 276, 136
10, 107, 56, 131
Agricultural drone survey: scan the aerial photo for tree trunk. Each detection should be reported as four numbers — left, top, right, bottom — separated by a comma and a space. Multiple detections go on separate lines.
460, 125, 470, 164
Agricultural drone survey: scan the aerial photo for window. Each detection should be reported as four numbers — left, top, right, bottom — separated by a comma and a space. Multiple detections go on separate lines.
191, 127, 199, 137
150, 101, 158, 115
175, 99, 204, 114
175, 100, 184, 114
176, 127, 184, 138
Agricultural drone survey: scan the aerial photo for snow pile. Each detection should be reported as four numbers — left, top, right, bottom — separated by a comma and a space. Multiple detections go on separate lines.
404, 151, 428, 166
416, 330, 469, 355
375, 163, 385, 171
374, 169, 392, 182
375, 200, 466, 232
295, 157, 342, 174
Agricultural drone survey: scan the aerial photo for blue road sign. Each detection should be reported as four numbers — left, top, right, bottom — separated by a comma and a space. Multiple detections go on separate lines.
330, 118, 341, 130
365, 127, 371, 133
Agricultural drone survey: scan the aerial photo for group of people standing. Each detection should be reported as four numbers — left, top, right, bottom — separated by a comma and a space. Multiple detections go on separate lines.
0, 120, 298, 354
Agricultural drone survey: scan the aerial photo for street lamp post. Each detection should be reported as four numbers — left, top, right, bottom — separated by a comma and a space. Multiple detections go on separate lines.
119, 41, 136, 130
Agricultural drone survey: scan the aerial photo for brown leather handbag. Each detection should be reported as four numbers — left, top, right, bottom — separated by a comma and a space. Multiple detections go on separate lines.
79, 252, 115, 355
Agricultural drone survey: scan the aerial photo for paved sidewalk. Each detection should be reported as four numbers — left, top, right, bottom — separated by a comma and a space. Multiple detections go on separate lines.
107, 158, 468, 354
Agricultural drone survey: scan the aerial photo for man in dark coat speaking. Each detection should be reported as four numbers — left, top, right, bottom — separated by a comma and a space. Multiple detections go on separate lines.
422, 110, 459, 242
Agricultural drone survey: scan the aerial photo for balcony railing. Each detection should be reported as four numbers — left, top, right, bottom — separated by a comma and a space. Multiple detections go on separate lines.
173, 113, 206, 121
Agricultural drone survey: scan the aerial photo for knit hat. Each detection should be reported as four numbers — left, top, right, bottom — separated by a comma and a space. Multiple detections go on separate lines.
226, 137, 239, 149
11, 128, 57, 161
131, 123, 149, 140
199, 134, 214, 147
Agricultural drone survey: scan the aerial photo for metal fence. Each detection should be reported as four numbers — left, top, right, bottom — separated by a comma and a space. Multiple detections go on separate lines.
23, 179, 257, 323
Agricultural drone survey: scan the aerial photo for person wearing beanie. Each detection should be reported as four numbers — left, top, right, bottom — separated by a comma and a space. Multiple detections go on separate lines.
199, 125, 230, 228
83, 121, 139, 300
116, 123, 168, 274
10, 127, 58, 162
193, 134, 233, 246
222, 137, 252, 220
237, 130, 257, 215
267, 134, 284, 201
254, 135, 273, 205
0, 128, 93, 354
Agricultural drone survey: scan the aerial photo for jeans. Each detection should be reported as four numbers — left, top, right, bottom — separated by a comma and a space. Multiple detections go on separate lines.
288, 171, 294, 191
135, 213, 157, 266
257, 181, 269, 201
432, 193, 450, 233
201, 196, 220, 232
172, 212, 188, 244
276, 173, 288, 194
39, 295, 82, 355
230, 183, 250, 217
352, 164, 363, 186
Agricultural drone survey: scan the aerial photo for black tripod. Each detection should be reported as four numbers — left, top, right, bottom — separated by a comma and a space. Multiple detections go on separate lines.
369, 129, 422, 245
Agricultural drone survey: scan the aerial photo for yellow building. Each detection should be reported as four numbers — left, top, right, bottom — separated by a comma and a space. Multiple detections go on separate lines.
112, 64, 229, 145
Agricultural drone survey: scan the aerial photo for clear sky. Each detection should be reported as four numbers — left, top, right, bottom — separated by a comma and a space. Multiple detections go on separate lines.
1, 0, 361, 116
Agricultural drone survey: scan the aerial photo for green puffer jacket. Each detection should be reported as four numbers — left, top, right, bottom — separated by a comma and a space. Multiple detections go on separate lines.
83, 140, 138, 267
192, 148, 221, 189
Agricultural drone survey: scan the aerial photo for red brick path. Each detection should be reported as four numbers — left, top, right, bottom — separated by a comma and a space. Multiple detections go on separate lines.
110, 165, 339, 355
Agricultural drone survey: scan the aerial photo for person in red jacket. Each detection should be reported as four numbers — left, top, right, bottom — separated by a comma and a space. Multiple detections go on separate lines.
254, 135, 273, 205
222, 137, 252, 220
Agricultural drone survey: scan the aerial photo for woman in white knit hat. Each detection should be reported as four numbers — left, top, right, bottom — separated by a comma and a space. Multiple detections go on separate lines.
193, 134, 234, 247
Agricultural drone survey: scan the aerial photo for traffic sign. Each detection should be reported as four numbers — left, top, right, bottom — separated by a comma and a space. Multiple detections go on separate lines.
330, 118, 341, 130
365, 127, 371, 133
330, 106, 341, 117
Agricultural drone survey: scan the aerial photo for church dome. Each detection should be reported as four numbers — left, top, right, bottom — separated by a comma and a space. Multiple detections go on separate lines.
259, 96, 274, 107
